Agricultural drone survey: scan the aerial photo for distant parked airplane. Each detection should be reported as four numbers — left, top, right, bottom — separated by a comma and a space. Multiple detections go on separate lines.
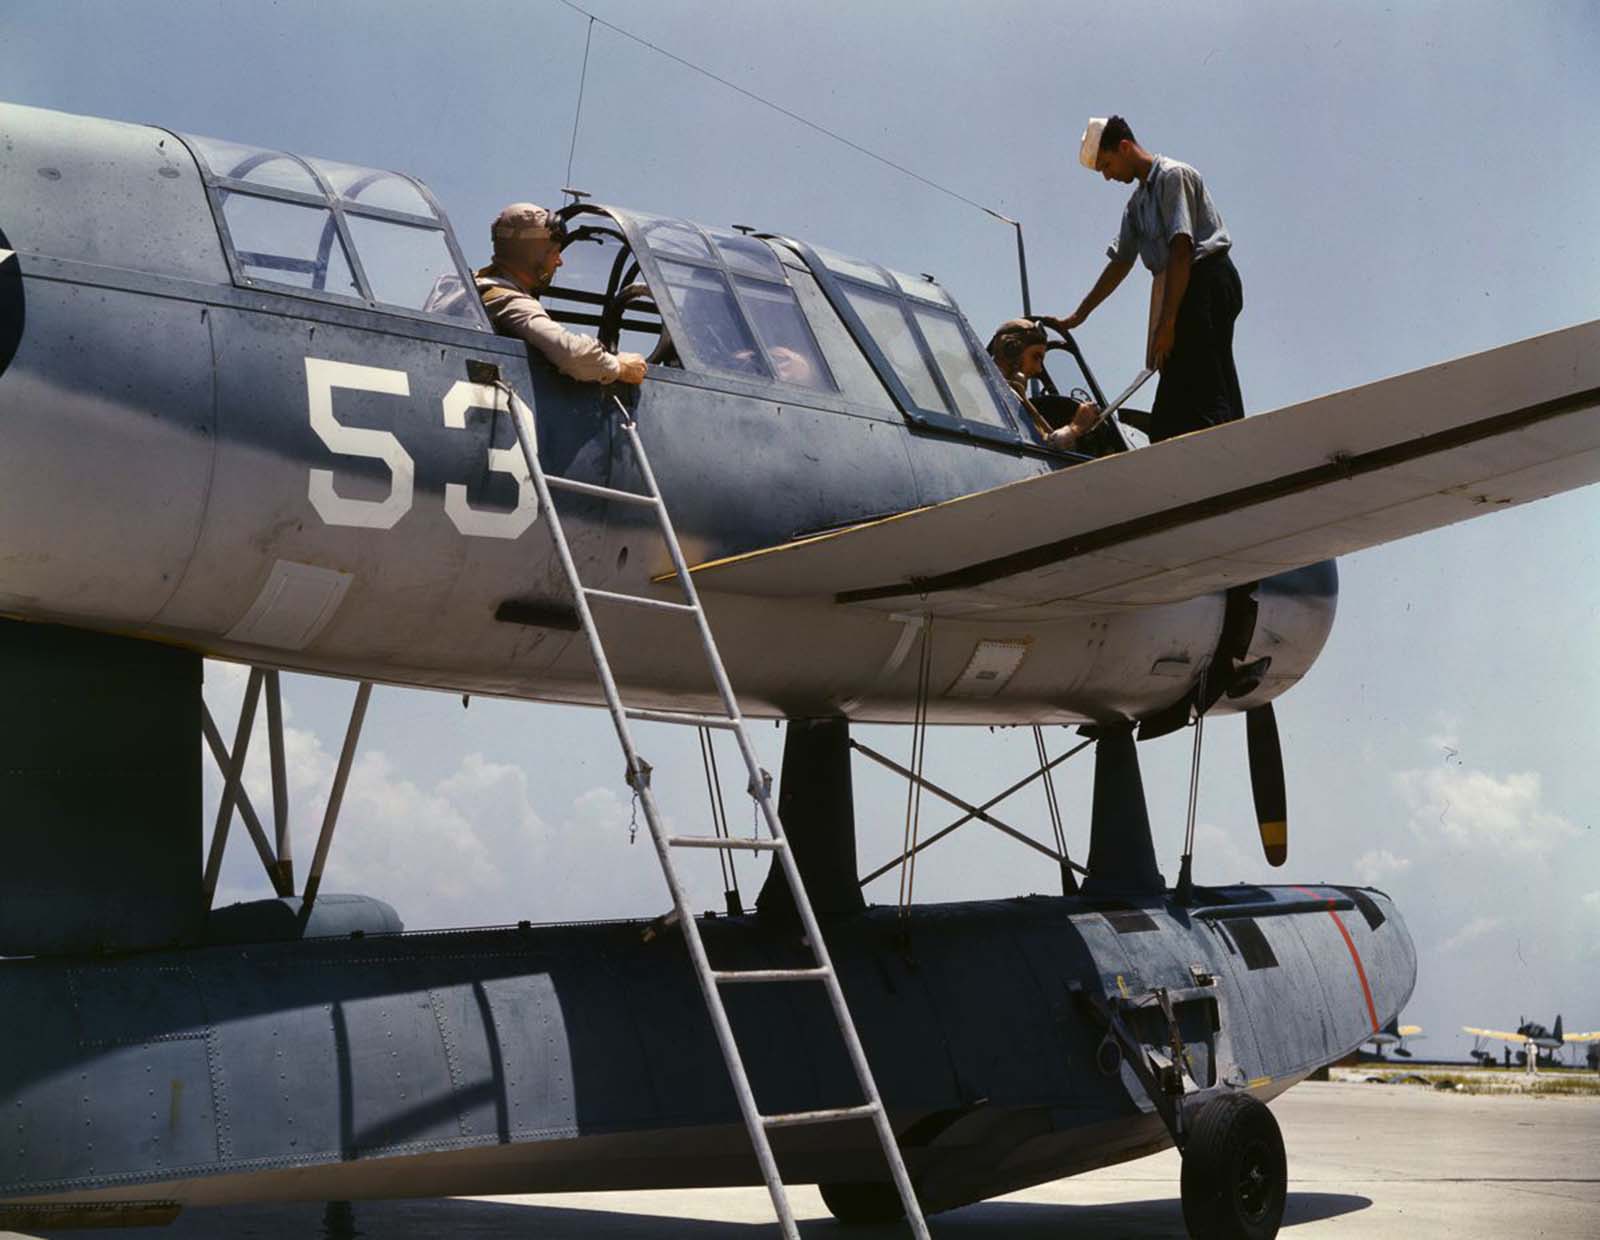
1463, 1016, 1600, 1071
1362, 1017, 1423, 1059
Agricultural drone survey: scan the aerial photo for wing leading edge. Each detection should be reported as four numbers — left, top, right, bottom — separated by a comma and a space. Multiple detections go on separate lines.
688, 320, 1600, 618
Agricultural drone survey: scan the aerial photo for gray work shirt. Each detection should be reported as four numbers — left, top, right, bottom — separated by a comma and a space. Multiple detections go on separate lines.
1107, 155, 1231, 274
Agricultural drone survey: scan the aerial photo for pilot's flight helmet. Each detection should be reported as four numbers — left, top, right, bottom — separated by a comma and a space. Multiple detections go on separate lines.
987, 318, 1047, 367
491, 202, 567, 260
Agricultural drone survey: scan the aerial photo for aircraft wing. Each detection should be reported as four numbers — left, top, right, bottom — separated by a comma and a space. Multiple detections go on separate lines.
1462, 1026, 1529, 1044
1563, 1031, 1600, 1043
1398, 1025, 1423, 1037
687, 320, 1600, 617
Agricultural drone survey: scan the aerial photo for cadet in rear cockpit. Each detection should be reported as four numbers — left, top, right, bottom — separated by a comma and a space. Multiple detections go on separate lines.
476, 203, 647, 386
987, 319, 1098, 451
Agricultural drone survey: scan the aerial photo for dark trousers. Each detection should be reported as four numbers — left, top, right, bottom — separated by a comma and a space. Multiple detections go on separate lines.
1150, 250, 1244, 443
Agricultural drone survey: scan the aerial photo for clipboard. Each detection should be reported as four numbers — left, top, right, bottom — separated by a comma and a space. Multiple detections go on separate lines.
1079, 366, 1157, 439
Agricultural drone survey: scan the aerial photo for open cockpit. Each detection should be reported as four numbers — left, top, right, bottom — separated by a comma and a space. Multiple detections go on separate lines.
166, 124, 1121, 458
1, 97, 1129, 467
544, 204, 1113, 454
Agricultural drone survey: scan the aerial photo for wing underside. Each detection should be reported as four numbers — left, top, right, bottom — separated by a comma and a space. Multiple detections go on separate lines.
688, 321, 1600, 619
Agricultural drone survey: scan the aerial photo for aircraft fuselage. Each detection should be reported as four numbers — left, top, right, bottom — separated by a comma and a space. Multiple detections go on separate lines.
0, 101, 1336, 726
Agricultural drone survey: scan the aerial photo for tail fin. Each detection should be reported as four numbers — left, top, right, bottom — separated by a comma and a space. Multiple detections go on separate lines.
1554, 1014, 1563, 1041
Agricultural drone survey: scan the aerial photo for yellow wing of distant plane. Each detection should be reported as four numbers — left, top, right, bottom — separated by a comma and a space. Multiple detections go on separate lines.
687, 320, 1600, 619
1562, 1031, 1600, 1043
1462, 1026, 1529, 1044
1398, 1025, 1422, 1037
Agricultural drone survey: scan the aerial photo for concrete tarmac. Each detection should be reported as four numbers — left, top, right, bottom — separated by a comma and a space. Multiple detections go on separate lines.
8, 1081, 1598, 1238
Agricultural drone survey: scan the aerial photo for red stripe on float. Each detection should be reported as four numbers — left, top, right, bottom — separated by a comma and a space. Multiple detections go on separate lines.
1293, 885, 1380, 1035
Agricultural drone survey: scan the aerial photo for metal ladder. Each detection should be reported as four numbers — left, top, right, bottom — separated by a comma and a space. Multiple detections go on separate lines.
499, 383, 930, 1240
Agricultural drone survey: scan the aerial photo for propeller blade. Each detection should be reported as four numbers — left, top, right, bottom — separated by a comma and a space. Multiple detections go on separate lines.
1246, 704, 1287, 866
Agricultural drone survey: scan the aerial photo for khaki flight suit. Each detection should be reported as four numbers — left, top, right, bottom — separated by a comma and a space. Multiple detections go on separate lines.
475, 264, 622, 384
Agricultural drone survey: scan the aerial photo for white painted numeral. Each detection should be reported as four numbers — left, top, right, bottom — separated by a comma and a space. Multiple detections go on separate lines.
304, 358, 415, 529
305, 360, 541, 539
440, 381, 539, 539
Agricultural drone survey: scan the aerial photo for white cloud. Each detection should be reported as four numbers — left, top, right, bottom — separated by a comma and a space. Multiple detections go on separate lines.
1439, 914, 1504, 953
1190, 822, 1266, 884
1354, 848, 1412, 884
1393, 764, 1579, 858
1583, 891, 1600, 914
323, 750, 505, 909
573, 786, 629, 833
200, 662, 688, 932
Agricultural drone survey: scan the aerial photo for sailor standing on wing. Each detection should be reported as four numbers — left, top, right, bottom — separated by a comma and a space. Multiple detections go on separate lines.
1044, 116, 1244, 443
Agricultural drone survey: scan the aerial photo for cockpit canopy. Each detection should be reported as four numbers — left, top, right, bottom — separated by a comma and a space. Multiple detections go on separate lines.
170, 129, 1035, 447
181, 133, 487, 328
548, 205, 1033, 446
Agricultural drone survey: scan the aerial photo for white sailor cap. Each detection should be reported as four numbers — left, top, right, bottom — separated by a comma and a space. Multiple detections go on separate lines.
1078, 117, 1107, 170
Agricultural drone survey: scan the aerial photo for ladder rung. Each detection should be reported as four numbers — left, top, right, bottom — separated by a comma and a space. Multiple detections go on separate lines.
761, 1103, 880, 1130
584, 587, 697, 614
545, 475, 659, 507
666, 835, 785, 851
712, 967, 832, 984
624, 707, 739, 730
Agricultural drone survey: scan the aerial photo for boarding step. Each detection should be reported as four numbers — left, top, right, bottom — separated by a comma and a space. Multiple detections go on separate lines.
583, 587, 697, 614
666, 835, 785, 851
544, 475, 660, 507
762, 1104, 881, 1130
712, 967, 832, 984
624, 707, 739, 730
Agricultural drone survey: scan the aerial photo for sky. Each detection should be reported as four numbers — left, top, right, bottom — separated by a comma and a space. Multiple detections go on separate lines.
3, 0, 1599, 1063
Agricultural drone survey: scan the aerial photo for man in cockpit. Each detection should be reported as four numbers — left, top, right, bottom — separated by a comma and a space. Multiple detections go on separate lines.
476, 203, 647, 386
987, 319, 1098, 451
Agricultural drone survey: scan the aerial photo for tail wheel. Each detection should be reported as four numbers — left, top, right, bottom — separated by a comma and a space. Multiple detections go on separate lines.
817, 1180, 905, 1226
1180, 1091, 1287, 1240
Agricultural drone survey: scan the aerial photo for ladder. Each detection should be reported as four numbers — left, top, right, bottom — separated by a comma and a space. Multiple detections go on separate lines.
500, 383, 930, 1240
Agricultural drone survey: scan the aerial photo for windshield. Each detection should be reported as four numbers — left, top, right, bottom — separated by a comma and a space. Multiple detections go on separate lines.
795, 240, 1021, 440
609, 210, 840, 394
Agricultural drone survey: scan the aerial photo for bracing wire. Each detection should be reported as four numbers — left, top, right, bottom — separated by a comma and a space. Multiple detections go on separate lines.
565, 15, 596, 190
1183, 713, 1204, 860
1034, 725, 1078, 893
698, 725, 737, 903
1033, 725, 1068, 858
896, 618, 934, 917
551, 0, 1002, 219
1180, 663, 1210, 872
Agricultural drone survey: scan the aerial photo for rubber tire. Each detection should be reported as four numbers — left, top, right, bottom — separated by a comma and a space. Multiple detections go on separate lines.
817, 1181, 906, 1226
1179, 1092, 1287, 1240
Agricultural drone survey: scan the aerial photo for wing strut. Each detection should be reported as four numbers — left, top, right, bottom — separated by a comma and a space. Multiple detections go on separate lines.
854, 736, 1092, 887
201, 671, 375, 916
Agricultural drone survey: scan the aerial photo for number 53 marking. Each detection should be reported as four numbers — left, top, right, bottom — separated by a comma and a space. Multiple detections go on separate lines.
304, 357, 537, 540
